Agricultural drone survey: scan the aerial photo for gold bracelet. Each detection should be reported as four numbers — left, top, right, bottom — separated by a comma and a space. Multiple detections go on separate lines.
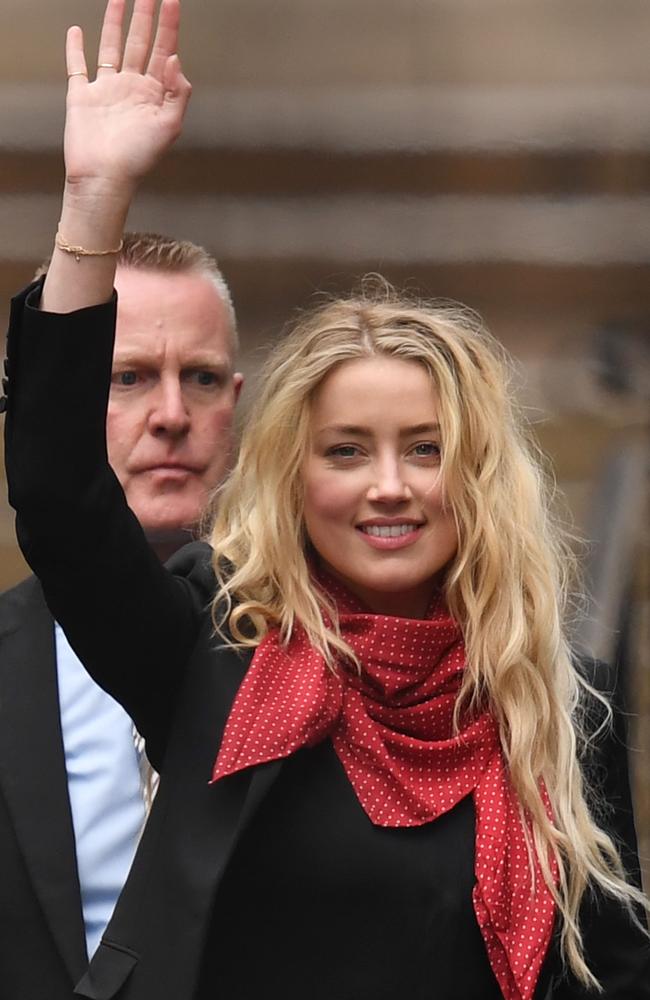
55, 229, 124, 263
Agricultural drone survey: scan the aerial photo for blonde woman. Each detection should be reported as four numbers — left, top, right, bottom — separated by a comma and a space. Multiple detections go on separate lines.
4, 0, 649, 997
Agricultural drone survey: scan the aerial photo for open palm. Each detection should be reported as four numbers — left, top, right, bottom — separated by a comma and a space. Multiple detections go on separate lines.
64, 0, 191, 186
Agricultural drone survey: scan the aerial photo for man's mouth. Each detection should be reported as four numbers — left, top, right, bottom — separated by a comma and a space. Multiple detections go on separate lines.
139, 462, 202, 474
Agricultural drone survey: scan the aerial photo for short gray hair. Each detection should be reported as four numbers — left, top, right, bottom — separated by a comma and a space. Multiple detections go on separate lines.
34, 230, 238, 353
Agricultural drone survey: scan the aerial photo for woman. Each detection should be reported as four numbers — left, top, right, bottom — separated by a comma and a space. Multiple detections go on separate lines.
4, 0, 649, 997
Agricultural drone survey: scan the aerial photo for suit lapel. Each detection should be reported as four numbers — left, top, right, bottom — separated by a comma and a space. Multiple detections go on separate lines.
205, 643, 285, 846
0, 576, 88, 981
75, 636, 286, 999
230, 757, 284, 845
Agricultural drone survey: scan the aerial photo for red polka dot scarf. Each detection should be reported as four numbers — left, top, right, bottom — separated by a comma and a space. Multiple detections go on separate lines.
211, 577, 556, 1000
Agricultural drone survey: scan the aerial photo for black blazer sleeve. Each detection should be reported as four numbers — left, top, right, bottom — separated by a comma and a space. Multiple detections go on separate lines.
4, 282, 213, 769
552, 658, 650, 997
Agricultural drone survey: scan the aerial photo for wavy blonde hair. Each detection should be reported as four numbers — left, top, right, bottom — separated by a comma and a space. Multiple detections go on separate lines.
209, 281, 648, 986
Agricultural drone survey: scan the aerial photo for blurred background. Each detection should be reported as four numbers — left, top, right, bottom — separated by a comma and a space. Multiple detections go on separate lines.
0, 0, 648, 885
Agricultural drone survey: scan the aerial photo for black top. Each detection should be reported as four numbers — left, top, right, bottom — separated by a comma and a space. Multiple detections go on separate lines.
198, 740, 499, 1000
3, 282, 649, 999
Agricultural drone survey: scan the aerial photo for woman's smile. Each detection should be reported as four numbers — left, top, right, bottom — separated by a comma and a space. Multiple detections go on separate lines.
356, 518, 425, 548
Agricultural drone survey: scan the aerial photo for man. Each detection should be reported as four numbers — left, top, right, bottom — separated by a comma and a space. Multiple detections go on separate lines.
0, 232, 242, 998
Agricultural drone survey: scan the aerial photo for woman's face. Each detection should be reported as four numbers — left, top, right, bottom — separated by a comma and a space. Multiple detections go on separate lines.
302, 355, 458, 618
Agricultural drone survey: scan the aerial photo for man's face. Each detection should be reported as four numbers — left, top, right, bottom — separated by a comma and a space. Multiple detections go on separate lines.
107, 266, 242, 555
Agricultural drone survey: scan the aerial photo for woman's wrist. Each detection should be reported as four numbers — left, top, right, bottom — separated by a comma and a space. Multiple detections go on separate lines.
52, 179, 132, 270
39, 181, 130, 314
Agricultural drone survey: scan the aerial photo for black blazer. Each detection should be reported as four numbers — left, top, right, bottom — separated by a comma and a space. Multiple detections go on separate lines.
0, 575, 88, 998
3, 284, 649, 999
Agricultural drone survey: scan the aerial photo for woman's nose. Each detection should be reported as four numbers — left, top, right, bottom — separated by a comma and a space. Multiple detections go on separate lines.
366, 460, 412, 503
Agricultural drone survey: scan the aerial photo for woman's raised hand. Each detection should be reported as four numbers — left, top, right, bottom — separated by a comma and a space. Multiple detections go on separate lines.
64, 0, 191, 190
41, 0, 191, 313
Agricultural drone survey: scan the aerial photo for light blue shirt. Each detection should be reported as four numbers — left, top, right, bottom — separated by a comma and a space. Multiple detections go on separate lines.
55, 623, 146, 959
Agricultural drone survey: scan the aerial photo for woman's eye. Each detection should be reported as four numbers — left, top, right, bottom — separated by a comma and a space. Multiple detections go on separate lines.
327, 445, 361, 459
412, 442, 441, 458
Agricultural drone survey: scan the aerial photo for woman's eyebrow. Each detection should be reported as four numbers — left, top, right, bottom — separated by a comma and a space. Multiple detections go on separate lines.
318, 424, 373, 436
402, 422, 440, 435
316, 422, 440, 436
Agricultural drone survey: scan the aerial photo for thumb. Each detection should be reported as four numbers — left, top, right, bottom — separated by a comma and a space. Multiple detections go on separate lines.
163, 54, 192, 105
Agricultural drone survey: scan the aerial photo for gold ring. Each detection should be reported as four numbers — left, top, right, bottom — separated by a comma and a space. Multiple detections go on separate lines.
98, 63, 116, 69
67, 71, 88, 79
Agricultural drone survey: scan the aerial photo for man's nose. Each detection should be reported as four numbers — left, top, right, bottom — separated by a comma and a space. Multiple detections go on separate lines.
366, 458, 412, 503
148, 379, 191, 437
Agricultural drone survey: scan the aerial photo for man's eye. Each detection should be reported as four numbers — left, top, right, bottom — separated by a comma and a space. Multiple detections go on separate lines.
185, 371, 222, 388
112, 371, 138, 386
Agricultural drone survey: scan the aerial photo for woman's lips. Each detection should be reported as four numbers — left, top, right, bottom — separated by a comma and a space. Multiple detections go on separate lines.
356, 522, 424, 550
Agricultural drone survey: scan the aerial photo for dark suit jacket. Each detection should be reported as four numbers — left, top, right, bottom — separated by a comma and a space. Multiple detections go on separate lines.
0, 575, 88, 998
3, 283, 650, 999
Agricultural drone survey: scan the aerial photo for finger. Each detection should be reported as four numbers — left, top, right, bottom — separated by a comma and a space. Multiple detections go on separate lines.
162, 54, 192, 107
122, 0, 157, 74
147, 0, 180, 82
161, 55, 192, 137
96, 0, 126, 76
65, 25, 89, 90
